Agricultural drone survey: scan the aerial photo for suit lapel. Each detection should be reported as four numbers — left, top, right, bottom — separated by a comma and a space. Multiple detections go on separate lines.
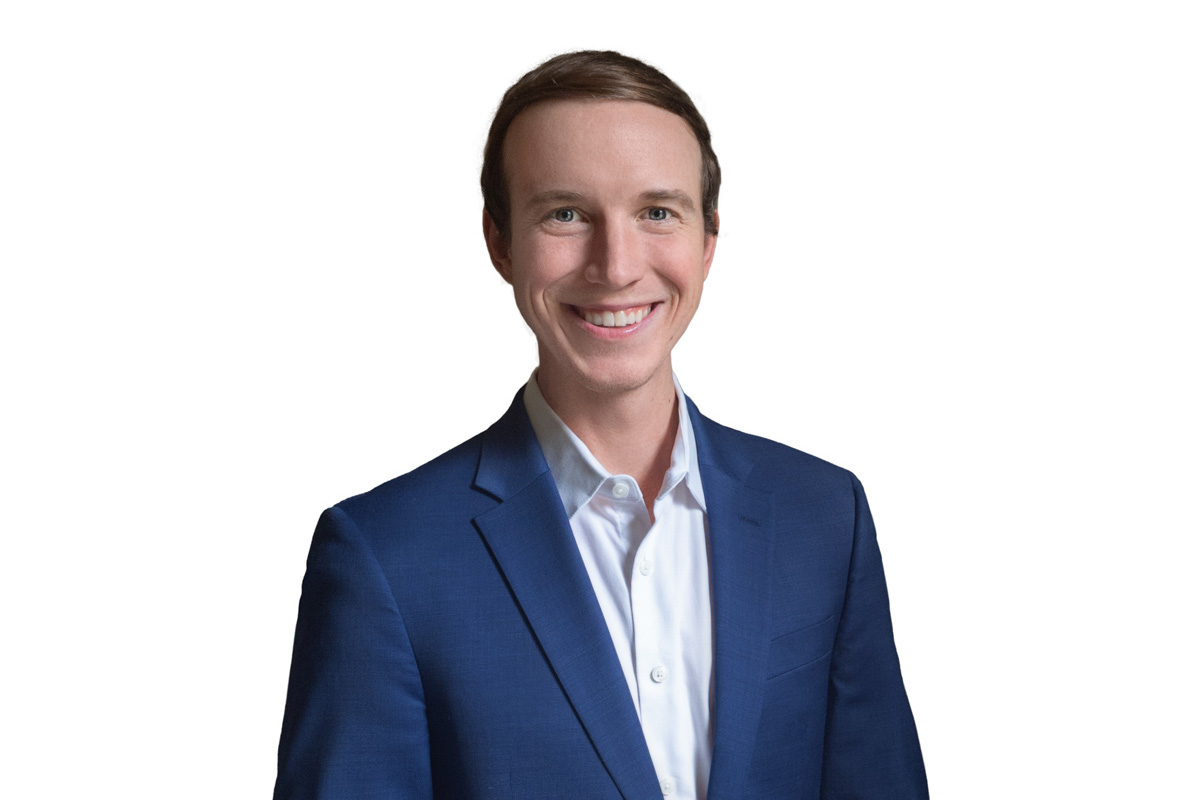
472, 392, 660, 800
689, 401, 776, 799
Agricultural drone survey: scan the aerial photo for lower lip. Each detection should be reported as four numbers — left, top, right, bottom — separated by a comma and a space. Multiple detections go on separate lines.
572, 305, 657, 339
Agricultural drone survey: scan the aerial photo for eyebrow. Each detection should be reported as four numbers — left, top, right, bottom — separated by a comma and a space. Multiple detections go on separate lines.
524, 190, 587, 210
638, 189, 697, 213
523, 189, 698, 212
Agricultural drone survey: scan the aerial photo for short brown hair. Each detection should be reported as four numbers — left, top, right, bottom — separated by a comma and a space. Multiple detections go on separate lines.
481, 50, 721, 238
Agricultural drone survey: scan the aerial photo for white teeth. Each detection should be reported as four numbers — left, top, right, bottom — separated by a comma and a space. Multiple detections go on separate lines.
581, 305, 651, 328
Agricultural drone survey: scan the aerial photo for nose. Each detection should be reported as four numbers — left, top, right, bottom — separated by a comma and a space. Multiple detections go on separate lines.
583, 218, 645, 288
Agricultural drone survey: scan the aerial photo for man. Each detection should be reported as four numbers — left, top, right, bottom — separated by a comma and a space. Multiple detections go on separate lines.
275, 51, 927, 799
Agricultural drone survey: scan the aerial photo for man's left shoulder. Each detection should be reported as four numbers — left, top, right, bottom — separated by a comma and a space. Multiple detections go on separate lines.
687, 400, 858, 496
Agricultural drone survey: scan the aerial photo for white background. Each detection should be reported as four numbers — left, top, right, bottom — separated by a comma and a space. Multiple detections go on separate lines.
2, 2, 1197, 797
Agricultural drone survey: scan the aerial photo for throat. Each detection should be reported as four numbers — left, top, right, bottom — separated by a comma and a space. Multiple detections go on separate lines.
575, 399, 679, 513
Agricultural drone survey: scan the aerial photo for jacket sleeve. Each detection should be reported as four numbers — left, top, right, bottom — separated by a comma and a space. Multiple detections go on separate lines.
820, 476, 929, 799
274, 506, 433, 799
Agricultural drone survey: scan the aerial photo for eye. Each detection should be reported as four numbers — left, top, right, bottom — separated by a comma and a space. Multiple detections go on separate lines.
646, 207, 672, 221
552, 208, 578, 223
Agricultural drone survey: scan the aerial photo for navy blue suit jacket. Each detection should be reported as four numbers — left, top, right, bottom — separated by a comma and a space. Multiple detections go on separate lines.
274, 390, 927, 799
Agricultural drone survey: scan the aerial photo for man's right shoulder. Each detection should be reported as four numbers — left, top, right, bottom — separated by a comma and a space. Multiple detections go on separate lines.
328, 429, 492, 537
315, 386, 539, 554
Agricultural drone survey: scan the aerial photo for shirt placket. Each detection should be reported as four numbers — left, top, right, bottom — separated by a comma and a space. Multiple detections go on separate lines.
627, 481, 690, 797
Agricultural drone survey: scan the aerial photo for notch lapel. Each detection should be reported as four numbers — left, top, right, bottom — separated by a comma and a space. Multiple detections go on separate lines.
689, 401, 776, 799
472, 393, 660, 800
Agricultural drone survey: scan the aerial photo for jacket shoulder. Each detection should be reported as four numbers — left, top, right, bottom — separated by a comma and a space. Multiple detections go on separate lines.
329, 430, 490, 538
694, 409, 859, 496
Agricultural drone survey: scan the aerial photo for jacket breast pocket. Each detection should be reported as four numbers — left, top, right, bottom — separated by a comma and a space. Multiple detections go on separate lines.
767, 614, 838, 680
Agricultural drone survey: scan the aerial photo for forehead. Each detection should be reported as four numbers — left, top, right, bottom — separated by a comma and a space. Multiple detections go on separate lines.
502, 99, 703, 198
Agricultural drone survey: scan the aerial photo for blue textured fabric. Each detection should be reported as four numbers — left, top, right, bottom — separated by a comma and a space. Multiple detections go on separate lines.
274, 389, 928, 799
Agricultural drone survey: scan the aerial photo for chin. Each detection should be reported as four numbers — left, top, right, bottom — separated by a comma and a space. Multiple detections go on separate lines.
569, 358, 667, 396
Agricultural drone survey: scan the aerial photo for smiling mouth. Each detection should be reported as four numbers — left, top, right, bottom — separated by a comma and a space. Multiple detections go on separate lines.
574, 304, 655, 328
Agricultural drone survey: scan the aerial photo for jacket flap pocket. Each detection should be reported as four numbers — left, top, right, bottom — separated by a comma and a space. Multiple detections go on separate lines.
767, 614, 837, 679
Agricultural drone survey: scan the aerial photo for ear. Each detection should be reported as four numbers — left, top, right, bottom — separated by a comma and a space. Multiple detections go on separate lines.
701, 210, 719, 280
483, 209, 513, 284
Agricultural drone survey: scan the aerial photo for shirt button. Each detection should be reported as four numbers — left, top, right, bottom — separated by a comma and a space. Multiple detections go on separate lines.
639, 558, 654, 576
611, 481, 630, 499
650, 665, 668, 683
660, 777, 675, 796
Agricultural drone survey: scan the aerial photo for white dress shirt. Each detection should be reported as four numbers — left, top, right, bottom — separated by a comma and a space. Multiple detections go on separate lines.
523, 373, 713, 800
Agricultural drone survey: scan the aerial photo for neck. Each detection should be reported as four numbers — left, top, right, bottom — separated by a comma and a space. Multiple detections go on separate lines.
536, 364, 679, 513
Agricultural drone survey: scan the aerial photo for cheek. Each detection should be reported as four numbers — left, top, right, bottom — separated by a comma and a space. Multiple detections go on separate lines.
518, 239, 585, 290
650, 241, 707, 293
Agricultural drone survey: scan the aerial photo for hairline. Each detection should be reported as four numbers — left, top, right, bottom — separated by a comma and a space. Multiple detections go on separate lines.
482, 51, 721, 240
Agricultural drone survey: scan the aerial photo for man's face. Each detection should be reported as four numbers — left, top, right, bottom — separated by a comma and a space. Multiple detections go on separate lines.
486, 99, 717, 404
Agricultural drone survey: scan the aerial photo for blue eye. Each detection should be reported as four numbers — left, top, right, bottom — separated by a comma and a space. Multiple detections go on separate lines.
553, 208, 577, 222
647, 208, 671, 221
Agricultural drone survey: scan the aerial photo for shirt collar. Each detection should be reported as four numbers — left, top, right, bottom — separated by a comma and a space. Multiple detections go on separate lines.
523, 371, 707, 519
